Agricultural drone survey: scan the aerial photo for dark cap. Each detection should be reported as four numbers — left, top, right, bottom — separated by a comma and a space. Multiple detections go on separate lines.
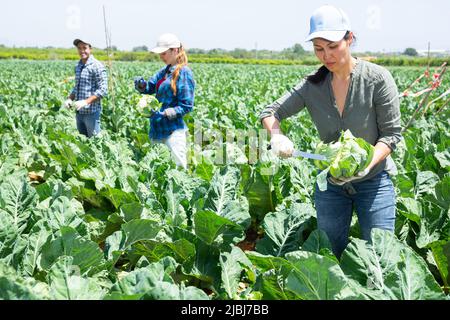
73, 39, 92, 47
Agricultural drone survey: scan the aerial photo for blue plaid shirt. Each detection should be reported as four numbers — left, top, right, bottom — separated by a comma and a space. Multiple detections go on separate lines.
139, 65, 195, 140
71, 55, 108, 114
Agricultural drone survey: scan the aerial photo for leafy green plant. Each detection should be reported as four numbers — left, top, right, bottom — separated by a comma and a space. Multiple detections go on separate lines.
0, 60, 448, 299
314, 130, 374, 190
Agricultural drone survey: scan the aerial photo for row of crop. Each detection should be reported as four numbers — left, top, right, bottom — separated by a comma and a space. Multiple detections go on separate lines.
0, 47, 448, 66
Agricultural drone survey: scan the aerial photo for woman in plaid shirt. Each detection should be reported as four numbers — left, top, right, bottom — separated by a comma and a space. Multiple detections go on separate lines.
134, 33, 195, 169
64, 38, 108, 138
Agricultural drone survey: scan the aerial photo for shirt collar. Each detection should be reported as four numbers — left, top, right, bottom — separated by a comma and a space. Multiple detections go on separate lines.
168, 64, 178, 73
80, 54, 95, 66
350, 57, 362, 76
327, 57, 362, 82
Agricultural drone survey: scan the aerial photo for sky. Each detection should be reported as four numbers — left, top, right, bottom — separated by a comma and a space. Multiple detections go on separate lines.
1, 0, 449, 53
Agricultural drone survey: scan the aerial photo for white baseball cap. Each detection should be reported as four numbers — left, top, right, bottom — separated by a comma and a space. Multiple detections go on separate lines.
150, 33, 181, 54
305, 5, 351, 42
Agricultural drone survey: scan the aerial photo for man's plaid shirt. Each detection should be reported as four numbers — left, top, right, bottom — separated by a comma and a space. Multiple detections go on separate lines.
71, 55, 108, 114
139, 65, 195, 140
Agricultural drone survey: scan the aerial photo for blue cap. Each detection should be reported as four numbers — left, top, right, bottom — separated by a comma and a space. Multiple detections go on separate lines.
305, 5, 351, 42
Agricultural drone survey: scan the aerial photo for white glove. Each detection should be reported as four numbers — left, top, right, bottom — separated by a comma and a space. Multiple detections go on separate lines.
328, 168, 370, 186
137, 96, 148, 109
74, 100, 88, 111
64, 99, 73, 109
270, 134, 294, 158
164, 107, 177, 120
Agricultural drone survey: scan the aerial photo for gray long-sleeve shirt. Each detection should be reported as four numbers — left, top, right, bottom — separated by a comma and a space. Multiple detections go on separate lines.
259, 59, 402, 182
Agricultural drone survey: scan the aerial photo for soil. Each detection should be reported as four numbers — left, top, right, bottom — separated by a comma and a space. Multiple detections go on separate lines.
237, 227, 263, 252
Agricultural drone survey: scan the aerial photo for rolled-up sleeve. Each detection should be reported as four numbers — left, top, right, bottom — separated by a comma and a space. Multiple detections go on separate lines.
93, 65, 108, 98
373, 72, 402, 151
174, 68, 195, 116
259, 79, 307, 123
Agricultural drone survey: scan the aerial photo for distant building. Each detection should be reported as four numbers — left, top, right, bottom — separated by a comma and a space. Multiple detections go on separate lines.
416, 49, 450, 57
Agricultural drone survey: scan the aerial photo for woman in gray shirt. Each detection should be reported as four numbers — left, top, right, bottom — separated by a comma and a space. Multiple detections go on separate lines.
260, 5, 402, 258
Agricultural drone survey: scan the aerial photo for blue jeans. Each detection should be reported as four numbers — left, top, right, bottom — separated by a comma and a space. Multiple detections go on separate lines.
314, 171, 396, 259
76, 110, 101, 138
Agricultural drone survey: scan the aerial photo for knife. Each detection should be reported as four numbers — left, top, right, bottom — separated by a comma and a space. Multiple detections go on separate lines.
267, 146, 327, 161
292, 150, 327, 161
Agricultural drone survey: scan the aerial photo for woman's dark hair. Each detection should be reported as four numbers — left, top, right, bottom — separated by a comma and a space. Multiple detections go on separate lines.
306, 65, 330, 85
306, 31, 356, 85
